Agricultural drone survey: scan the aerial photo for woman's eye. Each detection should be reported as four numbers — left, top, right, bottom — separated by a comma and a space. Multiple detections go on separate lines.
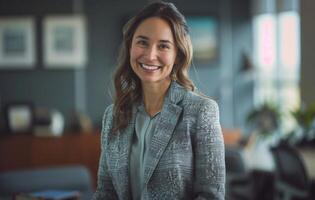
159, 44, 170, 50
137, 40, 148, 46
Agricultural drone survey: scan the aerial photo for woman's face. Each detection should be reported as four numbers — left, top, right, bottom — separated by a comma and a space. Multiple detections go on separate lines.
130, 17, 177, 85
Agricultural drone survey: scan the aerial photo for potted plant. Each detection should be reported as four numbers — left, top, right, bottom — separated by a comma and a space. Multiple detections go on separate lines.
289, 102, 315, 145
246, 102, 281, 138
243, 102, 281, 171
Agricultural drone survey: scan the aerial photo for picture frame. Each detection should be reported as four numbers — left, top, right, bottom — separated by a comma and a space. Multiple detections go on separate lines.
186, 16, 219, 64
43, 15, 87, 69
0, 17, 36, 69
4, 102, 34, 134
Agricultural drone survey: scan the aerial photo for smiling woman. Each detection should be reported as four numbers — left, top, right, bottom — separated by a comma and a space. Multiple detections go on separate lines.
93, 1, 225, 200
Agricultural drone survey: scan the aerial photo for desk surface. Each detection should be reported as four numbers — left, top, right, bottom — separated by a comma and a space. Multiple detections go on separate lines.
222, 128, 242, 145
243, 142, 315, 179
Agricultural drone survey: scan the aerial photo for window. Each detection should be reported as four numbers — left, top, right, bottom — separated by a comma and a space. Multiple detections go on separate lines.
253, 10, 300, 132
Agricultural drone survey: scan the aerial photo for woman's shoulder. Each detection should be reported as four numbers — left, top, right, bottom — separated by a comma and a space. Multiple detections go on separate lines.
184, 90, 219, 110
100, 104, 115, 143
104, 104, 114, 116
101, 104, 114, 129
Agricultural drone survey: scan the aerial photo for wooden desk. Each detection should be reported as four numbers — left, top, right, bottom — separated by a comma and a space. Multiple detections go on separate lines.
0, 133, 101, 188
222, 128, 242, 145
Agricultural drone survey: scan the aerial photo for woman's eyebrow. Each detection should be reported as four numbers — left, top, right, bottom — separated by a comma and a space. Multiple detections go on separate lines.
135, 35, 149, 40
160, 40, 174, 45
135, 35, 174, 45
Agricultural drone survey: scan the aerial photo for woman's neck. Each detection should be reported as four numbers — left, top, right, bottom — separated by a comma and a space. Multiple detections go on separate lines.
142, 80, 171, 117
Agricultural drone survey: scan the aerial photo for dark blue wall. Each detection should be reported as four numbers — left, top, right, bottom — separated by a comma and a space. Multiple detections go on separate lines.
0, 0, 253, 130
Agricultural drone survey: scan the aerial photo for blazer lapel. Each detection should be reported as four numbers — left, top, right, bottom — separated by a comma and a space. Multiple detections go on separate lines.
143, 81, 186, 186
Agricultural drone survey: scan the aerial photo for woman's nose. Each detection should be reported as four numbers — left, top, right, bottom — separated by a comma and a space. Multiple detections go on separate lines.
144, 46, 158, 60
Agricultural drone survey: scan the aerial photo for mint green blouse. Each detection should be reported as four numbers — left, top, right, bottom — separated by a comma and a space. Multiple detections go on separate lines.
129, 104, 160, 200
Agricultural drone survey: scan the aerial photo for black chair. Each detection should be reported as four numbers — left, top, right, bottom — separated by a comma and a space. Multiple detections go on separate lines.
271, 141, 310, 200
225, 146, 253, 200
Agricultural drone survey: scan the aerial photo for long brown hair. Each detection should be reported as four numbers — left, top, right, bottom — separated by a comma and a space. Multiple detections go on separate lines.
113, 1, 195, 133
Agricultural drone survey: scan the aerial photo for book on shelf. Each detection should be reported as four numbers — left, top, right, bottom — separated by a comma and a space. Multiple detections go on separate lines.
14, 190, 80, 200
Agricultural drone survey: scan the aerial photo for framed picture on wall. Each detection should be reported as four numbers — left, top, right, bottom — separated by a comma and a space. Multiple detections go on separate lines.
0, 17, 36, 69
4, 102, 34, 134
43, 15, 87, 69
186, 16, 219, 64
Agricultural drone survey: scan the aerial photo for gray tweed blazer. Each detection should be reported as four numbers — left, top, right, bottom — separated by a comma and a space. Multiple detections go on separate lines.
93, 81, 225, 200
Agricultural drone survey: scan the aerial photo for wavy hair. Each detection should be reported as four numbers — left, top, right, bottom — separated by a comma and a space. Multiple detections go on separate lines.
113, 1, 195, 133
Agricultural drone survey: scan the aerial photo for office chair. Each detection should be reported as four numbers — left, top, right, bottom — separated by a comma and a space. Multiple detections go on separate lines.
0, 165, 93, 200
271, 141, 310, 200
225, 146, 253, 200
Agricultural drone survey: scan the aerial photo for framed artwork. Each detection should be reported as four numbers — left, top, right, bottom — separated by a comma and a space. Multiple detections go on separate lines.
43, 15, 87, 69
186, 16, 219, 64
4, 102, 34, 133
0, 17, 36, 68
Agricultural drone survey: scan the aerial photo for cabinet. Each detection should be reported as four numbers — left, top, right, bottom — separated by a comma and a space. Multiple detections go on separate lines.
0, 129, 241, 188
0, 133, 101, 188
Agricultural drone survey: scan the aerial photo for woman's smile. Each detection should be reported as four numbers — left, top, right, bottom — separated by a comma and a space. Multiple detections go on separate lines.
139, 62, 162, 72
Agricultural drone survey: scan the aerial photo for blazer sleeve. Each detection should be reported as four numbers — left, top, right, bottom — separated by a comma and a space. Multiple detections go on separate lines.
193, 99, 226, 200
92, 105, 118, 200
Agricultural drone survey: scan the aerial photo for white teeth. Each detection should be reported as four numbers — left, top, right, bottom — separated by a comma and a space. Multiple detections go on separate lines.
141, 63, 160, 71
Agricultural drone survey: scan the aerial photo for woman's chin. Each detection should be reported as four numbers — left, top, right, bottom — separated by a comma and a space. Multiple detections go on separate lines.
140, 77, 171, 85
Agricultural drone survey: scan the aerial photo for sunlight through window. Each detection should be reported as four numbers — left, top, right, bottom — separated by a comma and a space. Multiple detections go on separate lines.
253, 10, 300, 133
